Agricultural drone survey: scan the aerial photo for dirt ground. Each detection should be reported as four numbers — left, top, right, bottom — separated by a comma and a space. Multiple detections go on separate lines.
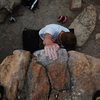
0, 0, 100, 63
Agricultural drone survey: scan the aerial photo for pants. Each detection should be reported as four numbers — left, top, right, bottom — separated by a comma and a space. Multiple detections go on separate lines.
22, 28, 44, 53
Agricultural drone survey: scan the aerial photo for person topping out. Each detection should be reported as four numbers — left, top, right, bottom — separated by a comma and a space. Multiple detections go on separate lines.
22, 24, 77, 60
39, 24, 77, 60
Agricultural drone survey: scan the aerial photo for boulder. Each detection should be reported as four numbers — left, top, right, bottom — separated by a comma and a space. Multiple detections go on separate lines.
0, 50, 31, 100
68, 51, 100, 99
0, 49, 100, 100
26, 58, 50, 100
69, 5, 97, 46
34, 49, 100, 100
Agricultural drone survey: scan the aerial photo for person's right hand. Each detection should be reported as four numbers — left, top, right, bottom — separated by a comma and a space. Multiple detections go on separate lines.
43, 33, 60, 60
44, 43, 59, 60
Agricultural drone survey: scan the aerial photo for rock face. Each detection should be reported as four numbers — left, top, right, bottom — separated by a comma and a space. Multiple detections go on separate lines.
69, 5, 97, 46
0, 49, 100, 100
26, 58, 50, 100
0, 50, 31, 100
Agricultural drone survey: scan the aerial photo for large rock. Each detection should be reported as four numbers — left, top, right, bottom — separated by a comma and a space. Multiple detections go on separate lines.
69, 5, 97, 46
34, 49, 100, 100
0, 49, 100, 100
0, 50, 31, 100
68, 51, 100, 99
26, 58, 50, 100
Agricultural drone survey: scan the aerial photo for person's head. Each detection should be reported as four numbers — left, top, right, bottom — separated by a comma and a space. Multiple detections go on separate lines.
60, 30, 77, 51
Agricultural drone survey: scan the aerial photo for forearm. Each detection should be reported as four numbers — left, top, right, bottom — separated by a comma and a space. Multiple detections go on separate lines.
43, 33, 60, 60
43, 33, 54, 45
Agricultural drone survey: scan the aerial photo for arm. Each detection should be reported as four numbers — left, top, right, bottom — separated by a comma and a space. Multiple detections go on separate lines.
43, 33, 59, 60
43, 33, 54, 45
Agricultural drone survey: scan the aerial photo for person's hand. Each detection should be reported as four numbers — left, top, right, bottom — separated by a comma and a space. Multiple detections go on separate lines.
44, 43, 59, 60
43, 33, 60, 60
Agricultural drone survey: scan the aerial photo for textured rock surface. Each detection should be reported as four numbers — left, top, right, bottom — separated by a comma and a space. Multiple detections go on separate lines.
0, 49, 100, 100
26, 58, 50, 100
70, 0, 82, 10
68, 51, 100, 99
34, 49, 100, 100
0, 50, 31, 100
69, 4, 97, 46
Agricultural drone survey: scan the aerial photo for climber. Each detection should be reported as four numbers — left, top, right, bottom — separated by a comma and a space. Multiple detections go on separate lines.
22, 24, 77, 60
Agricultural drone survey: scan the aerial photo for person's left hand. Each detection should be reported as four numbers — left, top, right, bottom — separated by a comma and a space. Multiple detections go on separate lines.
44, 43, 59, 60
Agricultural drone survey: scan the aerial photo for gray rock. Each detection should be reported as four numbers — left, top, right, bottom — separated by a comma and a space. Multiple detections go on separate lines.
69, 5, 97, 46
33, 49, 68, 66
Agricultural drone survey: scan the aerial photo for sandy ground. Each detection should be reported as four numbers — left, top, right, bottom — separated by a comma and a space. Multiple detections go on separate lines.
0, 0, 100, 62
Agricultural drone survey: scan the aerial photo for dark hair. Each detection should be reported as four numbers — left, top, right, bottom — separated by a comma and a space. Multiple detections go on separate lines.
61, 30, 77, 51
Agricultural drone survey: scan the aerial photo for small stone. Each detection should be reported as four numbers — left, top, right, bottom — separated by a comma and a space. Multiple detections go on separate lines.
70, 0, 82, 10
95, 33, 100, 40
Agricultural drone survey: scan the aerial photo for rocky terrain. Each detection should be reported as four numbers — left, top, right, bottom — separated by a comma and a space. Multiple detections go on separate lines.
0, 49, 100, 100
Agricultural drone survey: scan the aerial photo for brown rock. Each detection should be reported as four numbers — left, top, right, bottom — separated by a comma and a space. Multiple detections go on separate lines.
49, 90, 71, 100
86, 55, 100, 89
68, 51, 100, 99
58, 90, 71, 100
0, 50, 31, 100
47, 62, 69, 91
27, 58, 50, 100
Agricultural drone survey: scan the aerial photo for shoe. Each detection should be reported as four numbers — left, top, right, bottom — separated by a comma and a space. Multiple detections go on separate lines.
57, 16, 68, 24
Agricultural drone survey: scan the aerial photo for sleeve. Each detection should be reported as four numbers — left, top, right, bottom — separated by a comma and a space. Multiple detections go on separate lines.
62, 27, 70, 32
39, 28, 55, 40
